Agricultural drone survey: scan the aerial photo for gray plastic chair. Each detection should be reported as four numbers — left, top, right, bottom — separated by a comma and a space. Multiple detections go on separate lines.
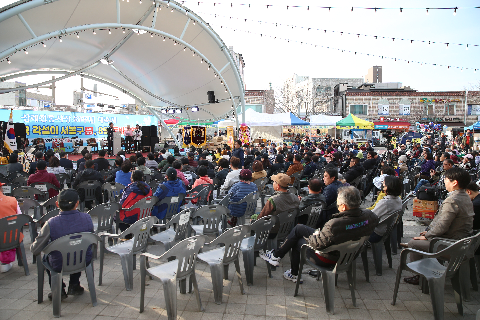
240, 216, 277, 286
12, 175, 28, 188
294, 236, 370, 314
30, 182, 60, 201
101, 182, 125, 203
297, 203, 325, 229
155, 193, 186, 222
87, 202, 120, 235
197, 226, 249, 304
1, 182, 13, 195
148, 179, 161, 192
361, 210, 401, 280
140, 235, 206, 320
40, 196, 58, 216
12, 186, 45, 202
17, 197, 41, 220
99, 217, 155, 290
390, 193, 414, 254
227, 191, 258, 226
0, 214, 32, 276
392, 234, 479, 319
36, 232, 100, 317
191, 205, 229, 238
54, 173, 70, 188
150, 210, 191, 251
267, 208, 299, 251
76, 180, 102, 211
184, 185, 210, 209
291, 171, 303, 192
30, 209, 61, 264
116, 196, 156, 232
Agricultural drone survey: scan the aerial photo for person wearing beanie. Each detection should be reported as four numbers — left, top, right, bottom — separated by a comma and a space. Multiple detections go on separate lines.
152, 167, 186, 220
227, 169, 258, 226
30, 189, 94, 300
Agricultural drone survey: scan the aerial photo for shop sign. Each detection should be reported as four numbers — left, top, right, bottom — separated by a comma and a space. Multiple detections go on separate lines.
399, 105, 411, 115
378, 105, 389, 115
468, 105, 480, 115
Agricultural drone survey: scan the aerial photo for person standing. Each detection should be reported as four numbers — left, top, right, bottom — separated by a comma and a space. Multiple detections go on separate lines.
124, 125, 134, 154
133, 124, 143, 152
107, 122, 114, 156
232, 140, 245, 169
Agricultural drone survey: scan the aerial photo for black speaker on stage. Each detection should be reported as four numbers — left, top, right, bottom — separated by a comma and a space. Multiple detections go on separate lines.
141, 126, 151, 138
150, 125, 157, 137
207, 91, 215, 103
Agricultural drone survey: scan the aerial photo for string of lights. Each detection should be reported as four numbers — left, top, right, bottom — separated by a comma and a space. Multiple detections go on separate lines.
196, 11, 478, 49
213, 24, 478, 73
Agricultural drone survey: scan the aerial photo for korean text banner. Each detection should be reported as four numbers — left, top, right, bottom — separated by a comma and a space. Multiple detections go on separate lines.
0, 110, 156, 139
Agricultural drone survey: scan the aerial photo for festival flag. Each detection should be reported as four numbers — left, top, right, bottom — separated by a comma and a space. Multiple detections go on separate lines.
4, 109, 16, 153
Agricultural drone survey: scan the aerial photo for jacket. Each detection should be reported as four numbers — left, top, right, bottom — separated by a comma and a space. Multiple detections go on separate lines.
190, 176, 213, 204
232, 148, 245, 168
322, 180, 343, 206
0, 193, 23, 243
252, 170, 267, 182
176, 169, 189, 186
286, 163, 303, 184
152, 179, 186, 219
72, 168, 105, 202
119, 181, 152, 224
27, 170, 61, 199
258, 190, 300, 233
299, 193, 327, 212
308, 208, 379, 262
302, 162, 316, 179
362, 159, 377, 171
228, 181, 258, 217
420, 160, 436, 176
115, 170, 132, 186
372, 195, 402, 236
343, 164, 365, 184
7, 163, 24, 174
94, 158, 110, 171
269, 163, 285, 176
137, 165, 152, 176
106, 167, 121, 182
425, 189, 474, 240
215, 168, 230, 187
59, 158, 73, 169
220, 169, 241, 193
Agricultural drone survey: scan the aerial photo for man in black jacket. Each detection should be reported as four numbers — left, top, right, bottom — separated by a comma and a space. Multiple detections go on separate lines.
59, 152, 73, 169
362, 151, 377, 171
28, 151, 44, 175
343, 157, 365, 184
94, 150, 110, 171
72, 160, 105, 205
261, 186, 378, 283
106, 157, 123, 182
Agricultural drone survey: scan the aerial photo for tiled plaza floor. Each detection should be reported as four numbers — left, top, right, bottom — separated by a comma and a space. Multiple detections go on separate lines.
1, 197, 479, 320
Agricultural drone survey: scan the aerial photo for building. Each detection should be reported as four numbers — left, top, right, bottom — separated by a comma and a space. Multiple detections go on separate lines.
365, 66, 382, 83
280, 74, 364, 118
244, 88, 275, 114
334, 83, 480, 128
0, 82, 54, 108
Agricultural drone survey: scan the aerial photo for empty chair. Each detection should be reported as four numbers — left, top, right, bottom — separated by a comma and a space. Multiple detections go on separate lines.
140, 236, 206, 320
116, 196, 156, 232
240, 216, 276, 285
1, 182, 13, 195
253, 176, 268, 195
12, 175, 28, 188
197, 226, 248, 304
295, 236, 369, 314
361, 210, 401, 280
291, 171, 303, 192
155, 193, 186, 222
37, 232, 100, 317
17, 197, 41, 220
392, 234, 480, 319
40, 196, 58, 216
267, 208, 299, 251
55, 173, 70, 188
191, 205, 229, 238
0, 214, 32, 276
12, 186, 45, 202
227, 191, 257, 227
150, 210, 191, 251
29, 182, 60, 202
99, 217, 154, 290
76, 180, 102, 211
296, 203, 325, 229
148, 179, 161, 192
184, 185, 210, 209
87, 202, 120, 235
102, 182, 124, 203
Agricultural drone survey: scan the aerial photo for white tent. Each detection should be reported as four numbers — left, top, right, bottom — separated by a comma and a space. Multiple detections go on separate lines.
309, 115, 343, 126
243, 109, 309, 126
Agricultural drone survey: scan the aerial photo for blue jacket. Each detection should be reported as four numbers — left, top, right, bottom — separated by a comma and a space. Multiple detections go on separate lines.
152, 179, 186, 219
232, 148, 245, 168
228, 181, 258, 217
322, 180, 344, 206
116, 170, 132, 186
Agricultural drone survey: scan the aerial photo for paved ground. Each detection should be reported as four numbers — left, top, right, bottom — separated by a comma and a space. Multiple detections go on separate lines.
1, 196, 480, 320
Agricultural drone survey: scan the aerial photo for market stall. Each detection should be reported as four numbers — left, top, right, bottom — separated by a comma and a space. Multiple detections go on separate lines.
336, 114, 374, 141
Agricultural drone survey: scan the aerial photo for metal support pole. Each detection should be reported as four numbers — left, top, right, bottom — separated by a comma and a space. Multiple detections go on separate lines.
465, 90, 468, 125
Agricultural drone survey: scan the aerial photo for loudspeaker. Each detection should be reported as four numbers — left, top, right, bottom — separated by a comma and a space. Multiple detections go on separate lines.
151, 137, 159, 146
207, 91, 215, 103
141, 137, 150, 146
150, 125, 157, 137
141, 126, 151, 138
14, 123, 26, 138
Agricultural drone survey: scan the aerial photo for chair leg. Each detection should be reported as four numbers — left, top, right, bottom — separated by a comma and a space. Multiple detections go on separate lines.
384, 237, 392, 268
242, 249, 255, 286
361, 249, 369, 282
390, 228, 398, 255
190, 273, 204, 311
179, 279, 187, 294
460, 263, 472, 301
120, 254, 133, 291
451, 273, 464, 315
346, 263, 356, 307
371, 242, 383, 276
322, 271, 336, 314
224, 264, 229, 280
234, 259, 245, 295
391, 267, 403, 305
162, 279, 178, 320
210, 264, 224, 304
470, 258, 478, 292
37, 257, 44, 304
429, 277, 447, 319
98, 242, 104, 286
51, 271, 63, 318
85, 264, 97, 306
17, 243, 29, 276
140, 256, 146, 313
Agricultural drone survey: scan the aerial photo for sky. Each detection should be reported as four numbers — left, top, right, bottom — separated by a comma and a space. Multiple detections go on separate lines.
1, 0, 479, 105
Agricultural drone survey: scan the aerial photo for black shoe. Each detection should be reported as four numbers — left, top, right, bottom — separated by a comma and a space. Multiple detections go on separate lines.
48, 289, 68, 301
67, 284, 85, 296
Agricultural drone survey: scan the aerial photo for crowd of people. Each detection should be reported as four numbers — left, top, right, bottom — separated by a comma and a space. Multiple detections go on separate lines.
1, 131, 480, 301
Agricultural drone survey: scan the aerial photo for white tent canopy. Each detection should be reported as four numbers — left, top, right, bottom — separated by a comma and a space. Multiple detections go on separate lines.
242, 109, 309, 126
0, 0, 244, 122
309, 115, 343, 126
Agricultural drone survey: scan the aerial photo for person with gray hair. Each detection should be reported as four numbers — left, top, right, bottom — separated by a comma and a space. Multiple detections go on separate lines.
261, 186, 379, 283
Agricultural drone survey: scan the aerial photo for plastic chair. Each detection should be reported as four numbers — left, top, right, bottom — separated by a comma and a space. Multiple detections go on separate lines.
101, 182, 125, 203
294, 236, 370, 314
227, 191, 258, 227
1, 182, 13, 195
30, 182, 60, 201
185, 185, 210, 208
240, 216, 276, 286
87, 202, 120, 235
98, 217, 154, 290
253, 176, 268, 194
0, 214, 32, 276
149, 210, 191, 251
12, 186, 45, 202
267, 208, 299, 251
191, 205, 229, 238
116, 196, 156, 232
155, 193, 186, 222
30, 209, 61, 264
40, 196, 58, 216
361, 210, 401, 280
12, 175, 28, 188
140, 236, 206, 320
148, 179, 161, 192
390, 193, 415, 253
17, 197, 41, 219
197, 226, 249, 304
291, 171, 303, 192
55, 173, 70, 188
296, 203, 325, 229
76, 180, 102, 211
392, 234, 480, 319
36, 232, 100, 317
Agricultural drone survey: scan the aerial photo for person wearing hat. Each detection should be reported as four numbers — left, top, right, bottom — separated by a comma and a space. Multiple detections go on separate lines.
258, 173, 299, 234
152, 167, 186, 220
227, 169, 258, 226
30, 189, 94, 300
0, 181, 23, 273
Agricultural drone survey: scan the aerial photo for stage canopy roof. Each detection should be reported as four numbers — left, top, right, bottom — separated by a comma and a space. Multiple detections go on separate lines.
0, 0, 244, 123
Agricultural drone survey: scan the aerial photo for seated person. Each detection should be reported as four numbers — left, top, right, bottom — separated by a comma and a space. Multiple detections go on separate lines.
260, 186, 379, 283
152, 168, 186, 220
27, 160, 61, 199
298, 178, 327, 212
362, 151, 377, 171
258, 173, 300, 236
78, 153, 98, 172
189, 166, 213, 204
215, 158, 231, 187
6, 153, 23, 175
403, 167, 474, 285
413, 159, 454, 193
198, 159, 216, 179
30, 189, 94, 299
181, 157, 195, 173
136, 157, 152, 176
367, 166, 397, 210
59, 152, 74, 170
220, 156, 241, 193
319, 168, 344, 226
72, 160, 105, 205
302, 156, 317, 179
286, 154, 304, 184
172, 160, 189, 187
0, 182, 23, 273
227, 169, 258, 226
145, 153, 159, 170
93, 150, 110, 171
343, 157, 365, 184
251, 160, 267, 182
465, 181, 480, 230
106, 156, 123, 182
28, 151, 45, 175
118, 170, 152, 231
115, 160, 133, 187
369, 176, 403, 243
269, 155, 285, 177
160, 155, 175, 172
47, 156, 66, 174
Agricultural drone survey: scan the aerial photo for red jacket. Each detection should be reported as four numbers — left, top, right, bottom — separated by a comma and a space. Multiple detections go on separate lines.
27, 170, 61, 199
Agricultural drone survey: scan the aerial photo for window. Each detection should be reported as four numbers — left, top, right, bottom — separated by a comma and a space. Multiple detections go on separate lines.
426, 104, 434, 115
446, 103, 456, 115
350, 104, 368, 115
316, 86, 331, 96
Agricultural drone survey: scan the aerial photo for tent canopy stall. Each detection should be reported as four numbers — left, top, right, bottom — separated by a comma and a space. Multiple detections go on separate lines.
309, 115, 342, 126
336, 114, 374, 129
0, 0, 244, 128
242, 109, 310, 126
